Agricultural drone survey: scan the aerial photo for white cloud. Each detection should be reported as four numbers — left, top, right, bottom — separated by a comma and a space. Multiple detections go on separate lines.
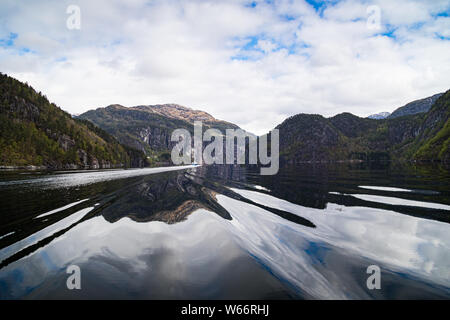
0, 0, 449, 135
257, 39, 277, 53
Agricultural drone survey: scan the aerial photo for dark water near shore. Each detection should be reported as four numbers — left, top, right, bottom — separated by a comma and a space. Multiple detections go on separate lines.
0, 163, 449, 299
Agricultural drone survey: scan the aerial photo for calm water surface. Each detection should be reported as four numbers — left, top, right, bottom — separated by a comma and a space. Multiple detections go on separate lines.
0, 163, 449, 299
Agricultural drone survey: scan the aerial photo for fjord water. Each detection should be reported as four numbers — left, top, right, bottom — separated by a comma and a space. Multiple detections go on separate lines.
0, 163, 449, 299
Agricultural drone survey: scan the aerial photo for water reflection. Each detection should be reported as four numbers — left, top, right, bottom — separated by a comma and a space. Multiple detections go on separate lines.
0, 163, 449, 299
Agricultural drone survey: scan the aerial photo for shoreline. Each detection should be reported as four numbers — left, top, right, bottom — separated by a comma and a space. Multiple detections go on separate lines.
0, 162, 173, 171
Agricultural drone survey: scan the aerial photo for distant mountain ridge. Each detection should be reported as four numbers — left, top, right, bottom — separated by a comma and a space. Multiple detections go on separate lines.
368, 112, 390, 119
388, 93, 444, 119
367, 93, 443, 120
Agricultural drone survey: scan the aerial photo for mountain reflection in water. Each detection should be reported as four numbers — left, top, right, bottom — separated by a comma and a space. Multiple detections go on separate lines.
0, 163, 449, 299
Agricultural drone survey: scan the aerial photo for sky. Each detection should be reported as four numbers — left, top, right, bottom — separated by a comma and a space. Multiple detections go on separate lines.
0, 0, 449, 135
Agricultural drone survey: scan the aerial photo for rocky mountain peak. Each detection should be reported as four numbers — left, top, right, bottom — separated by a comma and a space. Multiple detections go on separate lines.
368, 112, 391, 119
133, 104, 218, 123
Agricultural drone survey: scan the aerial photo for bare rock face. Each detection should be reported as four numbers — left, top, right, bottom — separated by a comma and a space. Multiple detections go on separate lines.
101, 160, 111, 169
58, 134, 76, 151
138, 126, 175, 151
78, 149, 88, 167
8, 96, 41, 122
135, 104, 219, 123
91, 157, 99, 169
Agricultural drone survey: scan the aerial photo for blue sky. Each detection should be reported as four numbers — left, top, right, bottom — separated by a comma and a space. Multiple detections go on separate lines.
0, 0, 449, 134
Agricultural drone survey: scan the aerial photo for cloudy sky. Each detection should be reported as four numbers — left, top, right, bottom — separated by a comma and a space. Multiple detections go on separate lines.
0, 0, 449, 134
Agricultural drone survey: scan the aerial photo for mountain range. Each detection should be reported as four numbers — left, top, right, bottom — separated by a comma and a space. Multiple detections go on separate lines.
388, 93, 444, 119
367, 93, 444, 120
79, 90, 449, 165
0, 73, 448, 168
368, 112, 391, 120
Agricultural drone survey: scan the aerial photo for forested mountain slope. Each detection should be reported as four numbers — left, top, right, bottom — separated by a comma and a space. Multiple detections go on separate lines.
0, 73, 147, 169
275, 90, 450, 164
